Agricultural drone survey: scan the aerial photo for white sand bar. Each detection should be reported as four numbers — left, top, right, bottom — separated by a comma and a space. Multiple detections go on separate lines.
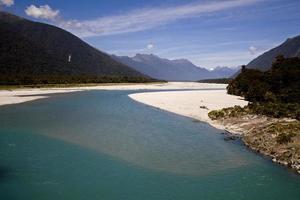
0, 89, 82, 106
0, 82, 226, 106
129, 90, 248, 130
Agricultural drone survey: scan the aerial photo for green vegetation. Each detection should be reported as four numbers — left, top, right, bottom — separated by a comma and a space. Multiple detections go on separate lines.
0, 82, 165, 90
276, 132, 297, 144
0, 74, 160, 86
228, 56, 300, 103
0, 12, 155, 86
198, 78, 232, 84
225, 56, 300, 119
208, 103, 300, 120
266, 121, 300, 144
208, 105, 246, 120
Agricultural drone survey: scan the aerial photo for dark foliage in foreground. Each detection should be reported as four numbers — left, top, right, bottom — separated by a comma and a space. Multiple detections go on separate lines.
225, 56, 300, 119
227, 56, 300, 103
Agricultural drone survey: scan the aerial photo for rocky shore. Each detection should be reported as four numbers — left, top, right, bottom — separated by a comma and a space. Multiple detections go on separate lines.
211, 114, 300, 174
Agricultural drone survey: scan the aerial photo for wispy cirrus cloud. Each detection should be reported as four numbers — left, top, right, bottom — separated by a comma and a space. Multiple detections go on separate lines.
25, 0, 262, 37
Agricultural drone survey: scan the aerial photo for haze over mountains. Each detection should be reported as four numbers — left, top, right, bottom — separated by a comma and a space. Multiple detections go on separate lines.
0, 11, 148, 84
112, 54, 238, 81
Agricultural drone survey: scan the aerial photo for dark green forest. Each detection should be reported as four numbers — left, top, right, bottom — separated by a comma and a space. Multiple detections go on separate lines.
0, 11, 156, 85
0, 74, 158, 86
227, 56, 300, 119
198, 78, 232, 84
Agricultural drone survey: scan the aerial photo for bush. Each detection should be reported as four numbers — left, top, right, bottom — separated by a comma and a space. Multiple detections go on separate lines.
208, 103, 300, 120
276, 132, 296, 144
225, 56, 300, 119
208, 110, 225, 120
227, 56, 300, 104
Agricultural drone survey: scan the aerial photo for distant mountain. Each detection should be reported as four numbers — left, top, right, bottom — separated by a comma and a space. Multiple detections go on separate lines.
0, 12, 149, 84
247, 35, 300, 71
112, 54, 238, 81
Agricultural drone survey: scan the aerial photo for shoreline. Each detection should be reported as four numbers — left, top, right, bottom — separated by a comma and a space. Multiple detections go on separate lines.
0, 82, 226, 107
129, 90, 248, 131
1, 82, 299, 174
129, 90, 300, 174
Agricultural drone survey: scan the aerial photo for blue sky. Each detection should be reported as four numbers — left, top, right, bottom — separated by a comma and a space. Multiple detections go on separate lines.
2, 0, 300, 68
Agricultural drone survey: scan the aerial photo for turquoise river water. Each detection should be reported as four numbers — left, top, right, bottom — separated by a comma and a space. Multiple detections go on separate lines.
0, 90, 299, 199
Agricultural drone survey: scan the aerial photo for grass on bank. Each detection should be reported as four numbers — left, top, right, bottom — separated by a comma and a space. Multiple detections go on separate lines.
198, 78, 232, 84
208, 103, 300, 120
0, 82, 167, 90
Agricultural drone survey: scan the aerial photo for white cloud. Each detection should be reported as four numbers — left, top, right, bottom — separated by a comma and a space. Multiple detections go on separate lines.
0, 0, 14, 7
249, 46, 257, 55
25, 5, 60, 21
26, 0, 261, 37
147, 43, 154, 50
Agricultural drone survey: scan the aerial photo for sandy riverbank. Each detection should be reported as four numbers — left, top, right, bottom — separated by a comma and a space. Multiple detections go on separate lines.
129, 89, 300, 174
0, 82, 226, 106
129, 90, 248, 130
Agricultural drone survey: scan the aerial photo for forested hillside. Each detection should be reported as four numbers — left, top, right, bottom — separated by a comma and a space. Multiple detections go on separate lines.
227, 56, 300, 119
0, 12, 153, 85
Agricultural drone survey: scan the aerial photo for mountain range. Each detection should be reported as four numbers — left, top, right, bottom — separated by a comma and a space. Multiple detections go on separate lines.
115, 35, 300, 80
246, 35, 300, 71
0, 11, 148, 84
112, 54, 238, 81
1, 11, 299, 84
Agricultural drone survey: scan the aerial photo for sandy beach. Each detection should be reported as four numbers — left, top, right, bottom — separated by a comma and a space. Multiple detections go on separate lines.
129, 90, 248, 130
129, 90, 248, 129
